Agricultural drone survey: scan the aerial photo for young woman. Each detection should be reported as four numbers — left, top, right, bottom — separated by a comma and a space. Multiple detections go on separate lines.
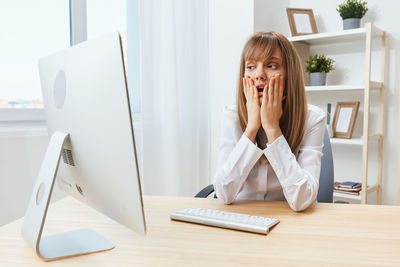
213, 31, 326, 212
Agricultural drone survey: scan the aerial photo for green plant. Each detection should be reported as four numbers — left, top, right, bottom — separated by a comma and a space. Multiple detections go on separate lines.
337, 0, 368, 19
305, 54, 335, 73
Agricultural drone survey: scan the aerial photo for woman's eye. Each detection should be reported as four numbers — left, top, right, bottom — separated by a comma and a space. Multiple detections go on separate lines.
246, 65, 255, 70
267, 64, 278, 69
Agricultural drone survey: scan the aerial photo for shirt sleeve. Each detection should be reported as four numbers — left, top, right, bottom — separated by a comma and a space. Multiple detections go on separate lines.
263, 111, 326, 212
213, 112, 263, 204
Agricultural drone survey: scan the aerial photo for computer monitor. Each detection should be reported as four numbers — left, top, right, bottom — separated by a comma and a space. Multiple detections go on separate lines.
21, 32, 146, 261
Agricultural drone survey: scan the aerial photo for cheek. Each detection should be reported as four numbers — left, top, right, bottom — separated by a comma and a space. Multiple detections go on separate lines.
244, 69, 257, 78
244, 72, 254, 79
266, 70, 285, 79
281, 70, 287, 80
280, 68, 287, 79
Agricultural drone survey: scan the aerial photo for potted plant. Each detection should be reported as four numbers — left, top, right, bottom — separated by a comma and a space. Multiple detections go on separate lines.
305, 54, 335, 86
337, 0, 368, 30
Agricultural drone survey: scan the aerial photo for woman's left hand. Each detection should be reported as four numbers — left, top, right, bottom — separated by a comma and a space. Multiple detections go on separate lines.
260, 74, 285, 144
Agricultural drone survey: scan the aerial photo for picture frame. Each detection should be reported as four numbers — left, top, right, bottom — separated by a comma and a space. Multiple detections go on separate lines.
286, 8, 318, 37
332, 102, 360, 139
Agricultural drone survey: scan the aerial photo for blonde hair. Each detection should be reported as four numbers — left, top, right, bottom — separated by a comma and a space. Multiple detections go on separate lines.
236, 31, 307, 154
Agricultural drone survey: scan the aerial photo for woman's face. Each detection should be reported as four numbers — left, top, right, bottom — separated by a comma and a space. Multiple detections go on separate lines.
244, 47, 286, 103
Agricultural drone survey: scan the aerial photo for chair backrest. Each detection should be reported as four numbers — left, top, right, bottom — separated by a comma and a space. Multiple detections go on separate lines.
317, 128, 334, 203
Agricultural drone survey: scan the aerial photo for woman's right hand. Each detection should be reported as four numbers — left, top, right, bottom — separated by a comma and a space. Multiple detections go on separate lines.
243, 77, 261, 142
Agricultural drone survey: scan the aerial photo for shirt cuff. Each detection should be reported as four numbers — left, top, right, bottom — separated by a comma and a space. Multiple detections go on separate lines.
263, 135, 293, 182
233, 133, 264, 173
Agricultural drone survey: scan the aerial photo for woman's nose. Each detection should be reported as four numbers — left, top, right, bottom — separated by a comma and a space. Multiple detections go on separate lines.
255, 68, 266, 81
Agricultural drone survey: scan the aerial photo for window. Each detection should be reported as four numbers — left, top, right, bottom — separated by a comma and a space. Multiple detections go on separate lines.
0, 1, 69, 110
0, 0, 129, 123
86, 0, 140, 113
87, 0, 126, 39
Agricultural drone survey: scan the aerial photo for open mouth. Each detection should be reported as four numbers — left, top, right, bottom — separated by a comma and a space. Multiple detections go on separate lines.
257, 87, 264, 92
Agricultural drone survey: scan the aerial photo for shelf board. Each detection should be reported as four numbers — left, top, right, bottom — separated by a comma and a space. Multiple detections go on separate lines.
333, 191, 361, 200
305, 82, 382, 92
288, 28, 367, 45
330, 137, 362, 145
330, 135, 382, 145
305, 85, 364, 92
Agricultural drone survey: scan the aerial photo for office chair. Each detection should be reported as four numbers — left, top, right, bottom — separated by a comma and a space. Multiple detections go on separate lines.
195, 128, 334, 203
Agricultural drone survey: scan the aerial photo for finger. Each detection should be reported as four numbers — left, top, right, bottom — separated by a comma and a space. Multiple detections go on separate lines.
268, 76, 275, 104
279, 75, 284, 103
262, 84, 268, 106
250, 78, 255, 100
273, 75, 280, 105
247, 78, 251, 99
253, 84, 259, 104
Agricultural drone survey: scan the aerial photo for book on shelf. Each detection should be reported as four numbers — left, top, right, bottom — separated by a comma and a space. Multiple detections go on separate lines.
334, 181, 362, 195
334, 187, 360, 192
338, 182, 361, 189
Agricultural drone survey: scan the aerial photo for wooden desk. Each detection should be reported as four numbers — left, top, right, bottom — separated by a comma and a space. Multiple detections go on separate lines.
1, 196, 400, 266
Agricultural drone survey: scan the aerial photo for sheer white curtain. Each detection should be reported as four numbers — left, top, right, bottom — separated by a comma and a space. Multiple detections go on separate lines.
139, 0, 210, 196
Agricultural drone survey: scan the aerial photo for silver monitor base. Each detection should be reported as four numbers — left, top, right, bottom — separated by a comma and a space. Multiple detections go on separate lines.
21, 132, 115, 261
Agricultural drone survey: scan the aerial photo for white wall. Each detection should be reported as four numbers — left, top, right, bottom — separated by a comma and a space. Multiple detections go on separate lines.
255, 0, 400, 205
254, 0, 290, 35
209, 0, 255, 181
0, 129, 58, 226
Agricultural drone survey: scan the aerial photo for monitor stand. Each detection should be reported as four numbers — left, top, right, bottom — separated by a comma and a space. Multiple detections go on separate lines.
21, 131, 115, 261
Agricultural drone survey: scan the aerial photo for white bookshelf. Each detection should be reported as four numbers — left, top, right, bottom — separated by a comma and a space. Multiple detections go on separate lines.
288, 25, 384, 45
305, 82, 382, 92
290, 23, 386, 204
333, 191, 361, 201
330, 137, 362, 145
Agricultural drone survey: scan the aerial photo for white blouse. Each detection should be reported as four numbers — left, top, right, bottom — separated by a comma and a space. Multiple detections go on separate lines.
213, 104, 326, 211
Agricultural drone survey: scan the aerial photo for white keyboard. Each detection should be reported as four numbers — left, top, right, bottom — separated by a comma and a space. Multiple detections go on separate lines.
170, 208, 279, 235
